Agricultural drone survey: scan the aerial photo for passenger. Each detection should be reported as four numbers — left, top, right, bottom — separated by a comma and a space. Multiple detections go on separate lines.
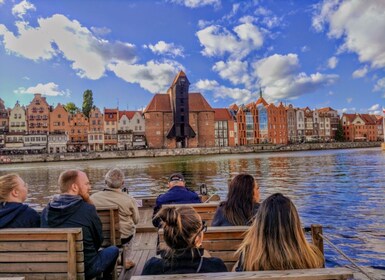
142, 206, 228, 275
41, 169, 119, 280
91, 168, 139, 245
235, 193, 324, 271
0, 173, 40, 228
212, 173, 260, 226
152, 173, 201, 227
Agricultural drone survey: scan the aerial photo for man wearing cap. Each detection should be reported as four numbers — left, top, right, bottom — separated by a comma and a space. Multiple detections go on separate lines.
152, 173, 201, 227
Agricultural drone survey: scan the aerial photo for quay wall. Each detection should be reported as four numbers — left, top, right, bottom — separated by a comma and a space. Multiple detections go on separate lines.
0, 141, 381, 164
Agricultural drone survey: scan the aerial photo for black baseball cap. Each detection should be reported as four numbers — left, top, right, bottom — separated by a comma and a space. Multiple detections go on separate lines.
169, 173, 185, 182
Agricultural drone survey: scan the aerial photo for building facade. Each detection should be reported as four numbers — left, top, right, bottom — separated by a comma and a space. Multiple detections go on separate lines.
27, 94, 50, 134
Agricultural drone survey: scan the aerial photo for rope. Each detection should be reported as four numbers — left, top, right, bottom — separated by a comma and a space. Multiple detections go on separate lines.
319, 233, 376, 280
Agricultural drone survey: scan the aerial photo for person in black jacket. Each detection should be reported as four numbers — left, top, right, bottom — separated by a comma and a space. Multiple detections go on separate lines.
152, 173, 201, 227
212, 173, 260, 226
41, 169, 119, 280
142, 206, 227, 275
0, 173, 40, 228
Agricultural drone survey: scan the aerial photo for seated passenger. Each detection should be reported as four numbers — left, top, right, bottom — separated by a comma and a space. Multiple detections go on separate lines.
152, 173, 201, 227
91, 168, 139, 245
235, 193, 324, 271
142, 206, 228, 275
212, 173, 260, 226
0, 173, 40, 228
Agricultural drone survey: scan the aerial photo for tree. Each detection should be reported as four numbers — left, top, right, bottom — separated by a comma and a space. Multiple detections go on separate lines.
335, 122, 344, 142
64, 102, 78, 115
82, 89, 94, 118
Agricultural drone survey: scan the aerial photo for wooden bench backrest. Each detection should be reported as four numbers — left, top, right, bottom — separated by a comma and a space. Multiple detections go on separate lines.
130, 267, 354, 280
96, 205, 121, 247
135, 195, 220, 208
161, 202, 220, 226
0, 228, 84, 280
160, 225, 325, 272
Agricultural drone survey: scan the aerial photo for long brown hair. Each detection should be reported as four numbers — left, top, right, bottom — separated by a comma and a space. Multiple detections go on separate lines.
223, 173, 257, 225
237, 193, 324, 271
0, 173, 20, 202
156, 206, 203, 256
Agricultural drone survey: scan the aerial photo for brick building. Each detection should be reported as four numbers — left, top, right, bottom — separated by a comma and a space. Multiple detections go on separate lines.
68, 112, 89, 152
144, 71, 215, 148
88, 107, 104, 151
104, 108, 118, 150
267, 102, 288, 144
48, 103, 69, 154
214, 108, 235, 147
341, 113, 378, 142
27, 94, 50, 134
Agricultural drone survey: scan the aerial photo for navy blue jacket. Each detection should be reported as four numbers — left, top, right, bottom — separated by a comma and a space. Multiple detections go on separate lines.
152, 186, 201, 227
212, 202, 260, 226
0, 202, 40, 228
142, 248, 227, 275
41, 194, 103, 271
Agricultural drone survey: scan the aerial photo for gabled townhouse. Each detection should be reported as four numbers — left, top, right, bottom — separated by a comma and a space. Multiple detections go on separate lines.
286, 104, 297, 143
341, 113, 377, 141
118, 111, 146, 149
318, 107, 339, 140
68, 112, 89, 152
104, 108, 118, 150
267, 102, 288, 144
255, 94, 269, 144
48, 103, 69, 153
9, 101, 27, 133
296, 108, 305, 142
0, 98, 9, 134
26, 93, 50, 134
303, 107, 314, 141
88, 107, 104, 151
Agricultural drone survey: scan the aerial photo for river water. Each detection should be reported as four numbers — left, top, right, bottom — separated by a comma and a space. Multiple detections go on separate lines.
1, 147, 385, 270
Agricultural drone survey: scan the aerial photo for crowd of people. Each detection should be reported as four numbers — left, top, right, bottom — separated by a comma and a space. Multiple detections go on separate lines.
0, 169, 324, 279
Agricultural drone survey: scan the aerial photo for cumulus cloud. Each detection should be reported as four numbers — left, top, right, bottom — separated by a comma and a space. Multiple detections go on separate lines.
252, 53, 338, 100
374, 77, 385, 92
212, 60, 251, 86
352, 66, 368, 78
169, 0, 220, 8
144, 41, 184, 57
368, 104, 379, 111
108, 60, 184, 93
312, 0, 385, 69
12, 0, 36, 19
0, 14, 137, 79
13, 82, 69, 96
327, 56, 338, 69
194, 79, 255, 104
196, 23, 263, 59
90, 26, 111, 36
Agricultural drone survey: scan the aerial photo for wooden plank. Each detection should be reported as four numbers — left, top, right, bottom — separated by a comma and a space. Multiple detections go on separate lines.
0, 241, 83, 252
311, 224, 325, 268
130, 267, 354, 280
67, 232, 77, 280
0, 252, 84, 262
0, 263, 84, 273
0, 273, 85, 280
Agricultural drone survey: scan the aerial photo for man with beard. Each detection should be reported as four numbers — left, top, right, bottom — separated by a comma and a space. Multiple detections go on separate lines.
41, 169, 119, 279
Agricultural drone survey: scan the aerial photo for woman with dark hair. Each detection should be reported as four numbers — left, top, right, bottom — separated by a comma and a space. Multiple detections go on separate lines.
142, 206, 227, 275
212, 173, 260, 226
235, 193, 324, 271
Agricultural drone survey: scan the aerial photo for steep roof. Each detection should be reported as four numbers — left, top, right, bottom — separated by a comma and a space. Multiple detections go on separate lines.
189, 92, 214, 112
255, 96, 268, 106
171, 70, 187, 87
318, 107, 337, 113
360, 114, 376, 125
144, 94, 171, 112
229, 104, 239, 111
119, 110, 139, 119
214, 108, 232, 121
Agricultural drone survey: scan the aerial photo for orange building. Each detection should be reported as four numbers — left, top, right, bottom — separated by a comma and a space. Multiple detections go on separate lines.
68, 112, 89, 152
267, 102, 288, 144
89, 107, 104, 151
341, 113, 378, 142
144, 71, 215, 149
49, 103, 69, 134
27, 93, 50, 134
213, 108, 235, 147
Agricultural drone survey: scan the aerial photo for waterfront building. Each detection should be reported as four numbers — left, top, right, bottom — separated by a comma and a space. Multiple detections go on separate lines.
4, 133, 24, 150
26, 93, 50, 135
144, 71, 214, 148
8, 101, 27, 133
304, 107, 315, 141
24, 134, 47, 153
296, 108, 305, 142
88, 107, 104, 151
374, 115, 383, 141
118, 111, 146, 149
256, 94, 268, 144
267, 102, 288, 144
47, 133, 68, 154
286, 104, 297, 143
68, 112, 89, 152
318, 107, 339, 140
214, 108, 235, 147
104, 108, 118, 150
49, 104, 69, 134
341, 113, 378, 142
0, 98, 9, 134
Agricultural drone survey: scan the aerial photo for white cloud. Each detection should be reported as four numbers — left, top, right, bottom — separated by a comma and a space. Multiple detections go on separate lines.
368, 104, 379, 111
340, 107, 356, 114
13, 82, 69, 96
352, 66, 368, 78
196, 23, 263, 59
169, 0, 220, 8
313, 0, 385, 69
0, 0, 4, 4
0, 14, 137, 79
374, 77, 385, 92
144, 41, 184, 57
108, 60, 184, 93
212, 60, 251, 86
327, 56, 338, 69
12, 0, 36, 19
90, 26, 111, 36
194, 79, 255, 104
301, 46, 310, 52
252, 53, 338, 100
347, 97, 352, 103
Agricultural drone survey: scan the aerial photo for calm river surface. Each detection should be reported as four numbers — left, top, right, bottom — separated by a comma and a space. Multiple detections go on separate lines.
1, 147, 385, 270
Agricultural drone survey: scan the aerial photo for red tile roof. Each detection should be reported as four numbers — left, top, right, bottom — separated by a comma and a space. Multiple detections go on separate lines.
318, 107, 337, 113
144, 94, 171, 112
229, 104, 239, 111
171, 70, 187, 87
214, 108, 232, 121
189, 93, 213, 111
255, 97, 268, 106
119, 111, 140, 119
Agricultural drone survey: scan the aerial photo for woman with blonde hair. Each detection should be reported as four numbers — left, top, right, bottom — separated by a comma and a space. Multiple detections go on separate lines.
0, 173, 40, 228
142, 206, 227, 275
236, 193, 324, 271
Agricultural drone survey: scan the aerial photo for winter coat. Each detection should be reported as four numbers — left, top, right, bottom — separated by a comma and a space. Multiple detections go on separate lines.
212, 202, 260, 226
0, 202, 40, 228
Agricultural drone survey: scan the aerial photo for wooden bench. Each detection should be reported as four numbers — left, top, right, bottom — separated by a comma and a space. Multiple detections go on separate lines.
96, 205, 122, 247
161, 202, 220, 226
0, 228, 84, 280
135, 194, 220, 208
130, 267, 354, 279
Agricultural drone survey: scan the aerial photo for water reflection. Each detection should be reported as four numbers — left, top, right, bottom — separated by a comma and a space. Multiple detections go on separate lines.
1, 148, 385, 269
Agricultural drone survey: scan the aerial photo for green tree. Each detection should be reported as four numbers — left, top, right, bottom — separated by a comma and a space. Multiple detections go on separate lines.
82, 89, 94, 118
64, 102, 78, 115
335, 122, 344, 142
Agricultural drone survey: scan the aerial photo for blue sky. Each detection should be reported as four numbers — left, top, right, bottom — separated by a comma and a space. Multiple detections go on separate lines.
0, 0, 384, 115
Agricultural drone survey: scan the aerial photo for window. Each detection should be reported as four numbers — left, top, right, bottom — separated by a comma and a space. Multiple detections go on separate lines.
137, 119, 140, 124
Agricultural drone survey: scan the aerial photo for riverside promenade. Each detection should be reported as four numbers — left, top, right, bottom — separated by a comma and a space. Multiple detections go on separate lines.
0, 141, 381, 164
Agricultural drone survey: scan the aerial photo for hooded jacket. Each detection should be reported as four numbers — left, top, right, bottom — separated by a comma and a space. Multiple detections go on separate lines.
0, 202, 40, 228
41, 194, 103, 269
